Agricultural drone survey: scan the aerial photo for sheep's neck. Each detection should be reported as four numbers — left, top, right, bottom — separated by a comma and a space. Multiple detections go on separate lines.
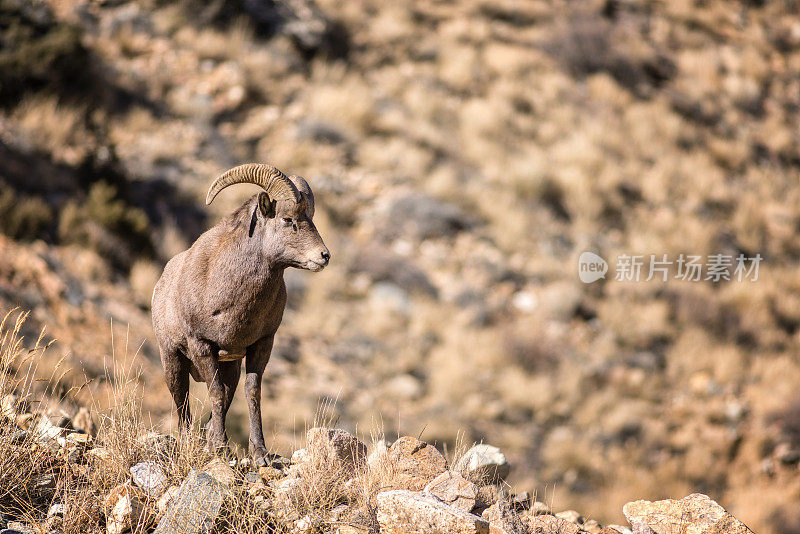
237, 237, 284, 300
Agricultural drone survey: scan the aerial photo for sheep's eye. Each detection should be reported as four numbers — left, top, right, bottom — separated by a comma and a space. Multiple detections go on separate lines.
282, 218, 293, 226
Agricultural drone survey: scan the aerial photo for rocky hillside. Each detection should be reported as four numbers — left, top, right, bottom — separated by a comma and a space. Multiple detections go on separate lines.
1, 0, 800, 531
0, 369, 755, 533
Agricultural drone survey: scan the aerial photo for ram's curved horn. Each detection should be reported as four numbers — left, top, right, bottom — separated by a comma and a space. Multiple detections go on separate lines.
205, 163, 300, 205
288, 175, 314, 218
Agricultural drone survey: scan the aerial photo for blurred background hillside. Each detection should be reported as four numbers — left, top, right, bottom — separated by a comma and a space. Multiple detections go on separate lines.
1, 0, 799, 530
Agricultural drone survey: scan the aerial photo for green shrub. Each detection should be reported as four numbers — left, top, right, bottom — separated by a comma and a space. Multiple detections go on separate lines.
58, 182, 152, 269
0, 187, 54, 241
0, 0, 90, 104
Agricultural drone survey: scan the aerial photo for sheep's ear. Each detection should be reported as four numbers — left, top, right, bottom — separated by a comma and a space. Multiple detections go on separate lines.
257, 192, 275, 218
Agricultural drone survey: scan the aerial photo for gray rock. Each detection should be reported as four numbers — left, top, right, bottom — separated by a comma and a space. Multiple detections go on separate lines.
376, 490, 489, 534
382, 194, 474, 240
623, 493, 753, 534
423, 471, 478, 513
306, 427, 368, 474
455, 444, 510, 484
386, 436, 448, 490
154, 469, 233, 534
130, 461, 168, 497
201, 457, 237, 486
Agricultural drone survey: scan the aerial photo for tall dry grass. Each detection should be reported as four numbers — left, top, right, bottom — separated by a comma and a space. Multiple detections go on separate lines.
0, 308, 528, 533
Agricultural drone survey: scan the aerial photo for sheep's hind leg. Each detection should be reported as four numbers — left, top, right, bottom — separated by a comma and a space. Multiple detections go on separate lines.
245, 335, 274, 466
188, 337, 241, 453
160, 342, 191, 429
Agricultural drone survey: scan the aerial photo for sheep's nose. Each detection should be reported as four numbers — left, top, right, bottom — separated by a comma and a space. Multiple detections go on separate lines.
321, 250, 331, 263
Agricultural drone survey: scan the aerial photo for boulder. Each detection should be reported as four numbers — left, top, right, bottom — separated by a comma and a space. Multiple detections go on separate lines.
423, 471, 478, 512
386, 436, 448, 490
306, 427, 367, 474
130, 461, 168, 497
455, 444, 510, 484
382, 194, 474, 240
154, 469, 233, 534
376, 490, 489, 534
201, 457, 237, 486
622, 494, 753, 534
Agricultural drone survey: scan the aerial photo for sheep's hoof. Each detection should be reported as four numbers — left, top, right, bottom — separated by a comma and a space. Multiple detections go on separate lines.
251, 446, 268, 467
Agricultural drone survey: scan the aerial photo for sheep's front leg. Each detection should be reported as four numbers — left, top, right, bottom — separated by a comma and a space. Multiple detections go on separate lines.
245, 335, 273, 466
188, 337, 241, 452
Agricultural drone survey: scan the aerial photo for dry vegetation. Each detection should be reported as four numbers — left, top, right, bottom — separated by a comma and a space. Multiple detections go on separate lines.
0, 311, 540, 533
1, 0, 799, 531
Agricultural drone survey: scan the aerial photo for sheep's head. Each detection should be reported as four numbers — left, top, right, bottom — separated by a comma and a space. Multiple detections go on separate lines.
206, 163, 330, 271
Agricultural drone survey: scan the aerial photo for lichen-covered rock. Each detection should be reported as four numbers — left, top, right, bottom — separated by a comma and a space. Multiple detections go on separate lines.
455, 444, 510, 484
271, 475, 304, 519
376, 490, 489, 534
623, 493, 753, 534
306, 427, 367, 474
201, 457, 237, 486
386, 436, 448, 490
424, 470, 478, 512
130, 461, 168, 497
154, 469, 233, 534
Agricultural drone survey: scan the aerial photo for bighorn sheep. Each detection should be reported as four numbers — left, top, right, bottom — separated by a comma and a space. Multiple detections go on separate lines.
151, 163, 330, 464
